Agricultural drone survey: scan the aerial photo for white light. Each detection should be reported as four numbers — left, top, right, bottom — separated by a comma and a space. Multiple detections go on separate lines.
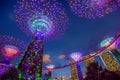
70, 52, 83, 61
46, 64, 55, 71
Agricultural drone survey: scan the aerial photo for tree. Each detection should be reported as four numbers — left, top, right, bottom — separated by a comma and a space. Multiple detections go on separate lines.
84, 62, 120, 80
0, 67, 18, 80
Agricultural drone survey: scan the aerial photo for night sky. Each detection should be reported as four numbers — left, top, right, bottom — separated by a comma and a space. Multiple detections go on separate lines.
0, 0, 120, 77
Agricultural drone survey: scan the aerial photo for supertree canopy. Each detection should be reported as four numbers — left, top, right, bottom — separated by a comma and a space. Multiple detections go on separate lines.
100, 37, 120, 50
1, 45, 19, 58
68, 0, 118, 19
0, 35, 26, 63
14, 0, 68, 39
117, 0, 120, 6
100, 37, 113, 47
70, 52, 83, 62
28, 13, 53, 37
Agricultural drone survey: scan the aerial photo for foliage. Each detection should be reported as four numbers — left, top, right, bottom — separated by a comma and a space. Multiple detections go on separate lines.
84, 62, 120, 80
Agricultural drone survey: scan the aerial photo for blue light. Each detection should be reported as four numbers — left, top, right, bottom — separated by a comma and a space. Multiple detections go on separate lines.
100, 37, 113, 47
28, 13, 52, 36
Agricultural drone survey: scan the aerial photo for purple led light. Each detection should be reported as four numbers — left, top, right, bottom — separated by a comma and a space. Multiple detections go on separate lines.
68, 0, 117, 19
14, 0, 68, 39
70, 52, 83, 62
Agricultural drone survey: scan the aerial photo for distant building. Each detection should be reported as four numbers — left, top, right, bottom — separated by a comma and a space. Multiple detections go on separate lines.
100, 50, 120, 71
83, 48, 120, 72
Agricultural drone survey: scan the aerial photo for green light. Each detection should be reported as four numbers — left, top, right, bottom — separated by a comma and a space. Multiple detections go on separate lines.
47, 76, 52, 80
100, 37, 113, 47
18, 73, 22, 79
35, 64, 42, 80
36, 77, 42, 80
28, 13, 52, 35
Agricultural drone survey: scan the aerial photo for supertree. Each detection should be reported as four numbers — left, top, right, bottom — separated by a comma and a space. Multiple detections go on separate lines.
67, 0, 118, 19
0, 35, 26, 64
14, 0, 68, 79
70, 52, 83, 80
46, 64, 55, 79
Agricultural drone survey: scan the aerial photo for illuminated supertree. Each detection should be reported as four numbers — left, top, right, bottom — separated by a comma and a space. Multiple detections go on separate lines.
0, 35, 26, 64
68, 0, 117, 19
70, 52, 83, 80
14, 0, 68, 79
100, 37, 120, 50
46, 64, 55, 79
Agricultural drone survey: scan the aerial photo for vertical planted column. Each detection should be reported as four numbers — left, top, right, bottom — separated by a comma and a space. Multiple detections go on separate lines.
34, 39, 44, 79
18, 36, 44, 79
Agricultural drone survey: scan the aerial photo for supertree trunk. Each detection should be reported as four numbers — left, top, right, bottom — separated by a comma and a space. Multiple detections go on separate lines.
17, 36, 44, 79
34, 43, 44, 79
76, 63, 83, 80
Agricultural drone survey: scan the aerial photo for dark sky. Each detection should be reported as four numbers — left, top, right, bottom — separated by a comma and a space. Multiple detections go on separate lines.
0, 0, 120, 77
